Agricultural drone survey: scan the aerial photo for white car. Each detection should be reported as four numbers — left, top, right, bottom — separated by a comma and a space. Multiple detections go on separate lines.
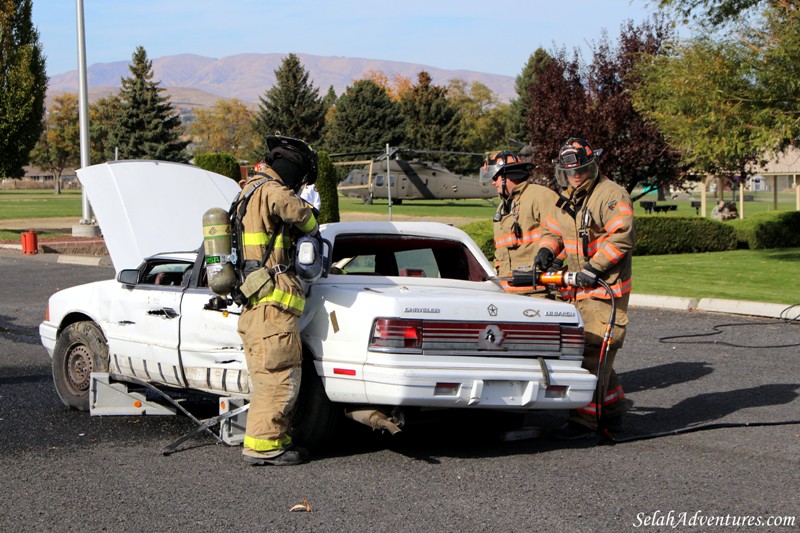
39, 161, 596, 448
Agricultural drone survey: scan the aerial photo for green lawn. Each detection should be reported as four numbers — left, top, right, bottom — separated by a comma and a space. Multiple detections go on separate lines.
632, 190, 798, 217
3, 189, 798, 306
0, 190, 84, 219
3, 188, 796, 221
632, 248, 800, 305
0, 229, 69, 241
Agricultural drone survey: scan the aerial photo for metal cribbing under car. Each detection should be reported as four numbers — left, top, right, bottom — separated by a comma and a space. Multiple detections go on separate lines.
89, 372, 250, 455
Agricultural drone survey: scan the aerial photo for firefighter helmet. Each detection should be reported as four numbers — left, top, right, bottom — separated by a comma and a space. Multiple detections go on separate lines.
553, 137, 602, 189
479, 151, 532, 185
264, 135, 319, 192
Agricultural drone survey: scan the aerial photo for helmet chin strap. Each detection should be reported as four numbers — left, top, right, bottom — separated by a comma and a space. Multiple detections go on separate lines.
556, 175, 599, 217
499, 176, 515, 214
492, 178, 512, 222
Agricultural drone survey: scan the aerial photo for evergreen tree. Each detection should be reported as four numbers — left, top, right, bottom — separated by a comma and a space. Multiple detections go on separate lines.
315, 151, 340, 224
510, 49, 552, 142
326, 79, 404, 154
253, 53, 325, 150
322, 85, 338, 111
319, 85, 338, 149
112, 46, 188, 162
399, 72, 462, 166
0, 0, 47, 178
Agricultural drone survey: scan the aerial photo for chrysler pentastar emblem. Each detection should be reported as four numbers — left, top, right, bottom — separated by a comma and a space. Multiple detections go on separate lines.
487, 304, 498, 316
478, 324, 506, 350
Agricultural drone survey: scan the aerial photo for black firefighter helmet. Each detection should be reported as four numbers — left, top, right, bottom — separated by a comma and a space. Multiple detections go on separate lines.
264, 135, 319, 192
553, 137, 603, 189
479, 151, 532, 185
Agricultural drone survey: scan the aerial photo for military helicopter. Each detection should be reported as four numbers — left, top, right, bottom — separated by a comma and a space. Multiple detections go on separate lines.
333, 147, 491, 204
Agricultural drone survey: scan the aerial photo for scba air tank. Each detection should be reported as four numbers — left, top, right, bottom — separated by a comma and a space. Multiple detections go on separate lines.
202, 207, 236, 295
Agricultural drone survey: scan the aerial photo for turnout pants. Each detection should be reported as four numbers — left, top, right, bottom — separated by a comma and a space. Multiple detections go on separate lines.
570, 295, 630, 429
237, 304, 302, 453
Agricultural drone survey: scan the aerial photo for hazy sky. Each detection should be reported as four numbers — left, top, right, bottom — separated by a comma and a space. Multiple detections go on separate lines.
33, 0, 664, 78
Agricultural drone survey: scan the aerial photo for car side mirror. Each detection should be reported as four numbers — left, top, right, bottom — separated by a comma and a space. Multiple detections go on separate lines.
117, 269, 140, 286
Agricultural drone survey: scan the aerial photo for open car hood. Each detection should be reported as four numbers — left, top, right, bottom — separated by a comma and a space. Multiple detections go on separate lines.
77, 160, 241, 273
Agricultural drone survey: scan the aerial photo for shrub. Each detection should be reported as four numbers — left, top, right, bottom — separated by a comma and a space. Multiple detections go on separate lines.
193, 152, 242, 183
633, 216, 737, 255
461, 216, 742, 259
459, 220, 494, 261
729, 211, 800, 249
316, 151, 340, 224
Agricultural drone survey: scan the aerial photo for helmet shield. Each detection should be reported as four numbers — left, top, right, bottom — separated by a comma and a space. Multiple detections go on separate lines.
479, 151, 528, 185
554, 158, 599, 188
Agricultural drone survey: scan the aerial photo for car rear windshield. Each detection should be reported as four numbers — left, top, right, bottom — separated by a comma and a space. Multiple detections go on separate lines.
331, 234, 488, 282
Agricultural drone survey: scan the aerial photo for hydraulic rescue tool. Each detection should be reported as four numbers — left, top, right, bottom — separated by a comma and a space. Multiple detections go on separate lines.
506, 267, 617, 437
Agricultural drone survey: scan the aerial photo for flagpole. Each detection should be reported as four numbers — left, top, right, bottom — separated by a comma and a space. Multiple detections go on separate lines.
73, 0, 99, 237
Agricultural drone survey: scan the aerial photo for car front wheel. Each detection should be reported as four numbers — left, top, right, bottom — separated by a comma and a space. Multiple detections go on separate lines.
52, 321, 109, 411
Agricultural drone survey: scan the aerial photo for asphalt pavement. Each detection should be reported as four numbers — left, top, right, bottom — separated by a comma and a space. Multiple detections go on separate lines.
1, 251, 799, 532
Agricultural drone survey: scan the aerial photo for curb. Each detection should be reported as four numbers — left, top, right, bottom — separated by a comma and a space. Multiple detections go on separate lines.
57, 255, 113, 267
630, 294, 698, 311
631, 293, 798, 320
695, 298, 797, 320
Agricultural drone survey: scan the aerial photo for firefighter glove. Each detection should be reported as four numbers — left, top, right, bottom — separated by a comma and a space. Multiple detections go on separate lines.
548, 257, 564, 273
534, 248, 554, 272
575, 264, 603, 288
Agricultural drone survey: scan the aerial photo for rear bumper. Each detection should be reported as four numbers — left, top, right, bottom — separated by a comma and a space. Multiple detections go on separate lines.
323, 358, 596, 410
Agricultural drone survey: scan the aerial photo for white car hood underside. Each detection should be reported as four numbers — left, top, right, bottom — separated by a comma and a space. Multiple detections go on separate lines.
77, 160, 241, 273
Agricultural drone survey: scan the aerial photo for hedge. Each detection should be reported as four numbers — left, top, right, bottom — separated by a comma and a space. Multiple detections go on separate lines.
459, 216, 740, 258
729, 211, 800, 249
459, 220, 495, 260
193, 152, 241, 183
632, 216, 737, 255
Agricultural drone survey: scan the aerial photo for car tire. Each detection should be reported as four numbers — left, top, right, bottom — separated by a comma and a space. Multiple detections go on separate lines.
289, 356, 340, 450
52, 321, 109, 411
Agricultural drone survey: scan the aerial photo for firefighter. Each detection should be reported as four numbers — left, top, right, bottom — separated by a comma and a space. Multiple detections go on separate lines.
535, 138, 635, 439
481, 150, 559, 295
237, 136, 319, 465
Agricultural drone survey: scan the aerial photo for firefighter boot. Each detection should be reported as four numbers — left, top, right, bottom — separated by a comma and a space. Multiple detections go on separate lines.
242, 446, 307, 466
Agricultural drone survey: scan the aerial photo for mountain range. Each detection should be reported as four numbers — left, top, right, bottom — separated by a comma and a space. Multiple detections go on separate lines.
46, 52, 517, 110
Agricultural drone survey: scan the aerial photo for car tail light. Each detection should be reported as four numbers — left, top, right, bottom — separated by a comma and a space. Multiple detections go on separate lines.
369, 318, 423, 352
560, 325, 585, 356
